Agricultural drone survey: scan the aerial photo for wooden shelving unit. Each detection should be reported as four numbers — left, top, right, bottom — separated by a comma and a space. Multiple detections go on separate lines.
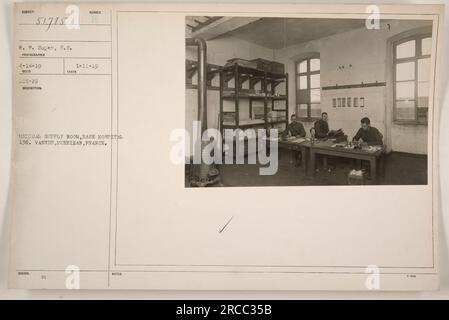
186, 59, 221, 91
219, 64, 289, 136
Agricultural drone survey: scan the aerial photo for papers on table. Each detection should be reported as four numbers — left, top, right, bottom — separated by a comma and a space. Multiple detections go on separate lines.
284, 136, 306, 143
330, 143, 383, 153
362, 145, 383, 153
263, 136, 280, 142
291, 138, 306, 144
331, 143, 350, 148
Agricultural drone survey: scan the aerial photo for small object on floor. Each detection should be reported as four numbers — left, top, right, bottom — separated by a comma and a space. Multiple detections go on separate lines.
348, 169, 365, 185
208, 167, 220, 178
189, 166, 221, 187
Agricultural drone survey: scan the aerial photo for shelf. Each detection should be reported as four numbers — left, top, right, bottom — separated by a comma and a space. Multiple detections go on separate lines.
221, 93, 287, 100
223, 119, 265, 127
186, 59, 222, 88
221, 64, 287, 80
222, 120, 287, 128
187, 84, 220, 91
322, 81, 386, 90
219, 62, 289, 136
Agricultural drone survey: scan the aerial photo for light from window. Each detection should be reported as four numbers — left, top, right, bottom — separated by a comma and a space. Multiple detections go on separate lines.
295, 55, 320, 119
421, 38, 432, 56
310, 74, 320, 88
396, 40, 415, 59
298, 75, 308, 89
310, 58, 320, 72
298, 104, 308, 118
394, 35, 431, 123
396, 62, 415, 81
298, 60, 307, 73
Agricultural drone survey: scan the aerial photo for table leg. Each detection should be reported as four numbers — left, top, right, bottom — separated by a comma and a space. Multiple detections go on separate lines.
370, 158, 377, 184
301, 147, 307, 175
290, 150, 296, 164
323, 156, 328, 171
311, 150, 316, 175
380, 154, 385, 178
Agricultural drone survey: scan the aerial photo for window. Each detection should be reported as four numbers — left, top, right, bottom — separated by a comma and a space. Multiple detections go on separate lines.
394, 35, 431, 124
295, 54, 320, 119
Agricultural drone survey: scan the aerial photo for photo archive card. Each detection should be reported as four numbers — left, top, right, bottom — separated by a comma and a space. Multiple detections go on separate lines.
9, 2, 444, 290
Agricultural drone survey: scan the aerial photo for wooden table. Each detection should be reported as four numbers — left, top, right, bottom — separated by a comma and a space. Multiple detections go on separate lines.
278, 139, 309, 174
309, 141, 385, 184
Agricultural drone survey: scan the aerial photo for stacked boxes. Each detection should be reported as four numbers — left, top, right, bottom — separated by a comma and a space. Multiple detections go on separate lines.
225, 58, 285, 74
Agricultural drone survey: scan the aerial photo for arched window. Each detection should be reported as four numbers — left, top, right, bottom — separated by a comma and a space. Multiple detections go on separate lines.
295, 54, 320, 119
393, 34, 432, 124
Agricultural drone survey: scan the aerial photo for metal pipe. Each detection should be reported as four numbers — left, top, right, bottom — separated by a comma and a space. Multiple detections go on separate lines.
186, 37, 213, 185
186, 38, 207, 133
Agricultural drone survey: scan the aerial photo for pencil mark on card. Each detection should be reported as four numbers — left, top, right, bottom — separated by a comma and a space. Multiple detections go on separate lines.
218, 216, 234, 234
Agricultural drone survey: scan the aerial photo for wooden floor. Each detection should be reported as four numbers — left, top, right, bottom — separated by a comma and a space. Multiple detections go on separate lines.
186, 150, 428, 187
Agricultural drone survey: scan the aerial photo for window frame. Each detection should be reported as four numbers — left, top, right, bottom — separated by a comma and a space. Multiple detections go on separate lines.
295, 53, 321, 121
393, 33, 431, 125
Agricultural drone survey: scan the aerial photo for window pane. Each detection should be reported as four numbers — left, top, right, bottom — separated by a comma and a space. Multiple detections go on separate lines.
396, 100, 416, 120
418, 58, 430, 82
396, 61, 415, 81
418, 82, 429, 98
310, 88, 320, 103
396, 81, 415, 100
297, 89, 309, 104
396, 40, 416, 59
310, 58, 320, 71
297, 104, 308, 118
298, 75, 308, 89
298, 60, 307, 73
310, 103, 321, 117
347, 97, 352, 108
417, 97, 429, 109
310, 74, 320, 88
417, 107, 428, 122
421, 37, 432, 56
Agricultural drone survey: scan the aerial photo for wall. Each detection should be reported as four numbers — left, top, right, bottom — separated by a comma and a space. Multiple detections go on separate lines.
274, 20, 432, 154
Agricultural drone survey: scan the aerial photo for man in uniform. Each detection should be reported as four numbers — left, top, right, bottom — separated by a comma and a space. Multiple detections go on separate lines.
353, 117, 383, 146
283, 114, 306, 167
314, 112, 330, 139
283, 114, 306, 138
352, 117, 384, 180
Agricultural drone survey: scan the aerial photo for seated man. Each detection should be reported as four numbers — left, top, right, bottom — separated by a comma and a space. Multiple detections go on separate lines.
282, 114, 306, 167
314, 112, 345, 141
283, 114, 306, 139
314, 112, 337, 172
352, 117, 383, 180
314, 112, 330, 139
352, 117, 383, 146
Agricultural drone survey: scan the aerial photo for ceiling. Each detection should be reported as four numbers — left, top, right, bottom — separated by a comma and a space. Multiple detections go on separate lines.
221, 18, 366, 49
186, 16, 223, 34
